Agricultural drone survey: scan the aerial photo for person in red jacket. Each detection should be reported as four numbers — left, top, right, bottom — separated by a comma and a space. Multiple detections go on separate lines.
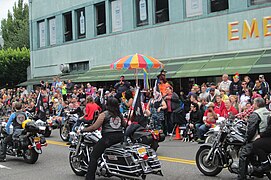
84, 96, 102, 121
214, 95, 226, 115
221, 100, 238, 118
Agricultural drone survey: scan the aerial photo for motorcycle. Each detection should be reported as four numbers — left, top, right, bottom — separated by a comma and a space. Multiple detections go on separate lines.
60, 113, 78, 142
0, 119, 47, 164
196, 118, 271, 179
26, 111, 57, 138
204, 117, 226, 144
123, 113, 165, 152
68, 123, 163, 179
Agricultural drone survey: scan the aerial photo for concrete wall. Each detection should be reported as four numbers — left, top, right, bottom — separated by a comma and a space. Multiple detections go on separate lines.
29, 0, 271, 78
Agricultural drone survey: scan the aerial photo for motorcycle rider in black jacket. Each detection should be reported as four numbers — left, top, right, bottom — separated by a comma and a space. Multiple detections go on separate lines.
238, 98, 270, 180
252, 115, 271, 173
79, 97, 126, 180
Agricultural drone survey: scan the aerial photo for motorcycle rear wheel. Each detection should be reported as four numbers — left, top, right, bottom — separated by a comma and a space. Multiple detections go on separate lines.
196, 146, 223, 176
60, 125, 69, 142
69, 151, 86, 176
151, 140, 159, 151
23, 149, 39, 164
44, 127, 52, 137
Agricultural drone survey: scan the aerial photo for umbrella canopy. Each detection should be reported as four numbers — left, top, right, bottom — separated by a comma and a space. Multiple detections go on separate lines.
110, 54, 164, 70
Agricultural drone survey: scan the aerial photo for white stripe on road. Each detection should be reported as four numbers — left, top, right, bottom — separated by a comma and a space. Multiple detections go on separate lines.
0, 164, 11, 170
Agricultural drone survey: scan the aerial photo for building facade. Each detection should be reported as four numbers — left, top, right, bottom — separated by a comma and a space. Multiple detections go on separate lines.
26, 0, 271, 89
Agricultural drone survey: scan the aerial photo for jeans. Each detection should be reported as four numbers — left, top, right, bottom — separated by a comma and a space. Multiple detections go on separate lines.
0, 135, 12, 160
238, 143, 253, 180
195, 123, 203, 139
166, 112, 174, 134
86, 132, 123, 180
198, 124, 210, 139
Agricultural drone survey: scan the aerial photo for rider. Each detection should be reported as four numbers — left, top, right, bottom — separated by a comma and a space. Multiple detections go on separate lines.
252, 111, 271, 173
238, 97, 270, 180
0, 102, 27, 162
79, 97, 126, 180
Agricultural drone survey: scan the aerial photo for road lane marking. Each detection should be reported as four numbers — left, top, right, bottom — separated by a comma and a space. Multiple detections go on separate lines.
0, 164, 11, 170
46, 140, 69, 147
47, 140, 196, 165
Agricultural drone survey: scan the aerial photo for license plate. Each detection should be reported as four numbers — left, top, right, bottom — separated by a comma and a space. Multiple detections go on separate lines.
34, 137, 40, 142
137, 147, 147, 155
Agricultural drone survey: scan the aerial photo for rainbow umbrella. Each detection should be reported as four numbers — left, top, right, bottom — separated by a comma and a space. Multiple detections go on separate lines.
110, 53, 164, 70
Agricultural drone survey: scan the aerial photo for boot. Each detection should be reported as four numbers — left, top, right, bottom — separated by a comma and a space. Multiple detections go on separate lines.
254, 160, 271, 173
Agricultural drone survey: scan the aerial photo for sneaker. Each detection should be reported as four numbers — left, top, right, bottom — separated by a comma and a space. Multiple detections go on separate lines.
0, 158, 6, 162
168, 133, 173, 136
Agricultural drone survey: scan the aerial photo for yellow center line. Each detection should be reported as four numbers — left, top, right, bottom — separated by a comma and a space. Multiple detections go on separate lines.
46, 140, 195, 165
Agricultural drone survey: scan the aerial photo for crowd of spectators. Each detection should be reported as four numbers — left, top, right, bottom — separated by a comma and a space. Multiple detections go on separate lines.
180, 73, 270, 143
0, 72, 270, 144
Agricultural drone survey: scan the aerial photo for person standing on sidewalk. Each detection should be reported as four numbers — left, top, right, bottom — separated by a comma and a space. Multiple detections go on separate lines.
163, 86, 180, 135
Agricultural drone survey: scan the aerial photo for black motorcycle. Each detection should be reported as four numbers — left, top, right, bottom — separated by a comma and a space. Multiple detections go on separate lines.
26, 111, 56, 138
68, 124, 163, 179
0, 119, 47, 164
60, 113, 78, 142
196, 119, 271, 179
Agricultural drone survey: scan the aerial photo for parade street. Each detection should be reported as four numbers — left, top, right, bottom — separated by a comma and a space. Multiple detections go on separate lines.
0, 130, 240, 180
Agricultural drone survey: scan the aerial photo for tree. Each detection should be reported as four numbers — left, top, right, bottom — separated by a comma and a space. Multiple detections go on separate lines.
0, 48, 30, 87
1, 0, 29, 49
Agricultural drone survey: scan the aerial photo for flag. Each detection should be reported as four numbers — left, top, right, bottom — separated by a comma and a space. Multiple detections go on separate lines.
36, 92, 44, 113
143, 68, 149, 89
131, 88, 145, 125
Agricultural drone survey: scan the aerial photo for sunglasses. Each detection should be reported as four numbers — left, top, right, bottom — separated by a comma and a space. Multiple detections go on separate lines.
242, 83, 246, 85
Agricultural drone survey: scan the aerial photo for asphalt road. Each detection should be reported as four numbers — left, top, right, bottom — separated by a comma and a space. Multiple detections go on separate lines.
0, 130, 265, 180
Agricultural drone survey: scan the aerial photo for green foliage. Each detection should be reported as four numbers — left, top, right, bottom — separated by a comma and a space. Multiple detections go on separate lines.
0, 48, 30, 87
1, 0, 29, 49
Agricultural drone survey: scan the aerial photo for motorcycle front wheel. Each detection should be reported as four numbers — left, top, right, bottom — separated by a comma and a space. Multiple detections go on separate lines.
196, 146, 223, 176
23, 149, 39, 164
69, 151, 86, 176
205, 134, 216, 144
60, 125, 69, 142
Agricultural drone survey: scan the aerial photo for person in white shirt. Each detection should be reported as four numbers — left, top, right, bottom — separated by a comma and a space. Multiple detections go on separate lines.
218, 74, 232, 94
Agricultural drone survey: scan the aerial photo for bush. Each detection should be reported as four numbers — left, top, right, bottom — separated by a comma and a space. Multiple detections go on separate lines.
0, 47, 30, 87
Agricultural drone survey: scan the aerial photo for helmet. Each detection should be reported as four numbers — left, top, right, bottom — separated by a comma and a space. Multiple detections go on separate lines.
22, 119, 32, 129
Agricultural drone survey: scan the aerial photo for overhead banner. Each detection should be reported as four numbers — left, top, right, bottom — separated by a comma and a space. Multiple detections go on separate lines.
39, 21, 45, 47
49, 18, 56, 45
186, 0, 203, 18
111, 0, 123, 32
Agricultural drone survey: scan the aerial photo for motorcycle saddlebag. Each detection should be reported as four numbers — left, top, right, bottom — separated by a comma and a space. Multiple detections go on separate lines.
19, 135, 29, 148
103, 144, 142, 176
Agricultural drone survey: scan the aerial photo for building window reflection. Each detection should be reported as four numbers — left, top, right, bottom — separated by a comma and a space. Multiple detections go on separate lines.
63, 12, 73, 42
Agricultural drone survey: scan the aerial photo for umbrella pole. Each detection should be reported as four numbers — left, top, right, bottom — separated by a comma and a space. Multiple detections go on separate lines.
135, 69, 138, 87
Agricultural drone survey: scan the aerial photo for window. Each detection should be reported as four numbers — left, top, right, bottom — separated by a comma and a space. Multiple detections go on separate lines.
48, 17, 56, 45
135, 0, 148, 27
186, 0, 203, 18
63, 12, 73, 42
95, 2, 106, 35
210, 0, 228, 13
251, 0, 271, 5
69, 61, 89, 72
155, 0, 169, 24
76, 8, 86, 39
38, 20, 45, 47
111, 0, 123, 32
